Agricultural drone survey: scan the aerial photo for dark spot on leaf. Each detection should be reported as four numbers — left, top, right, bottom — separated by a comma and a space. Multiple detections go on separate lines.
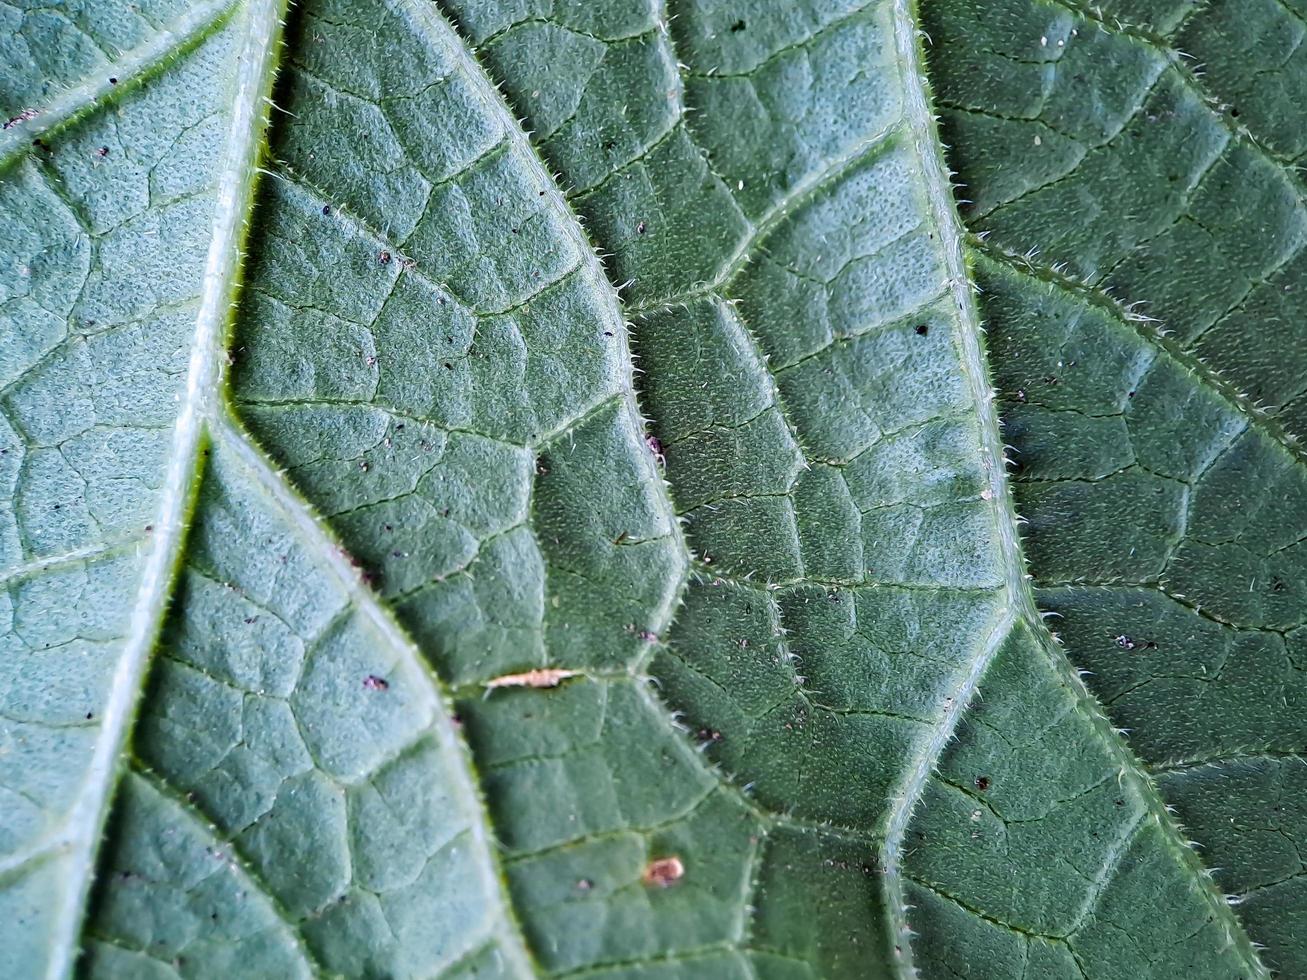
731, 19, 747, 32
108, 77, 118, 85
915, 324, 929, 336
322, 205, 332, 215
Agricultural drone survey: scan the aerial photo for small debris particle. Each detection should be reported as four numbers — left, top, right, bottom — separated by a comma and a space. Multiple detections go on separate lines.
379, 250, 392, 264
486, 668, 580, 690
362, 674, 390, 691
642, 856, 684, 888
915, 324, 929, 336
645, 434, 665, 467
576, 878, 593, 891
975, 776, 990, 791
1114, 634, 1136, 651
3, 108, 38, 129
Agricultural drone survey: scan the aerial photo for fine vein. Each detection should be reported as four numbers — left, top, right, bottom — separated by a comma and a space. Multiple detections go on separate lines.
0, 0, 240, 174
211, 414, 536, 976
42, 2, 288, 976
878, 4, 1027, 974
883, 4, 1267, 978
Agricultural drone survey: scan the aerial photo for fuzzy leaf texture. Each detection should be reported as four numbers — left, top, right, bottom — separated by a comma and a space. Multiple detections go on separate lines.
1, 0, 1304, 977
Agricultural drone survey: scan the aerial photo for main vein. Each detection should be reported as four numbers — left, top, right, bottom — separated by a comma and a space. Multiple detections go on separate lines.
211, 413, 537, 976
877, 4, 1027, 975
883, 3, 1268, 977
43, 2, 289, 976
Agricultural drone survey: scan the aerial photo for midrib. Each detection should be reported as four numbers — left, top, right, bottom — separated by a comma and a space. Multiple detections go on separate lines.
43, 1, 289, 975
888, 1, 1268, 977
878, 3, 1030, 973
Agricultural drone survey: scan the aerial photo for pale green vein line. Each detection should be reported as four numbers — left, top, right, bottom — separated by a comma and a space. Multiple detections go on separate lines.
624, 117, 903, 316
42, 3, 288, 977
879, 6, 1023, 977
1151, 750, 1307, 776
1038, 0, 1305, 176
423, 0, 690, 641
0, 536, 145, 587
971, 236, 1307, 469
0, 0, 240, 174
211, 412, 536, 977
125, 768, 319, 973
892, 2, 1273, 973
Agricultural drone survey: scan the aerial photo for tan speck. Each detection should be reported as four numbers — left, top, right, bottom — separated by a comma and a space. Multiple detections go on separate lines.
485, 668, 580, 690
643, 856, 685, 887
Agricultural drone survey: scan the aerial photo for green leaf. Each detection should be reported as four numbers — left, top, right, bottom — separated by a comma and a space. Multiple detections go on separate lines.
0, 0, 1300, 977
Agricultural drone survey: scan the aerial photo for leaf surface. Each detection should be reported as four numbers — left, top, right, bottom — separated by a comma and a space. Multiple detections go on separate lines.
0, 0, 1301, 977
